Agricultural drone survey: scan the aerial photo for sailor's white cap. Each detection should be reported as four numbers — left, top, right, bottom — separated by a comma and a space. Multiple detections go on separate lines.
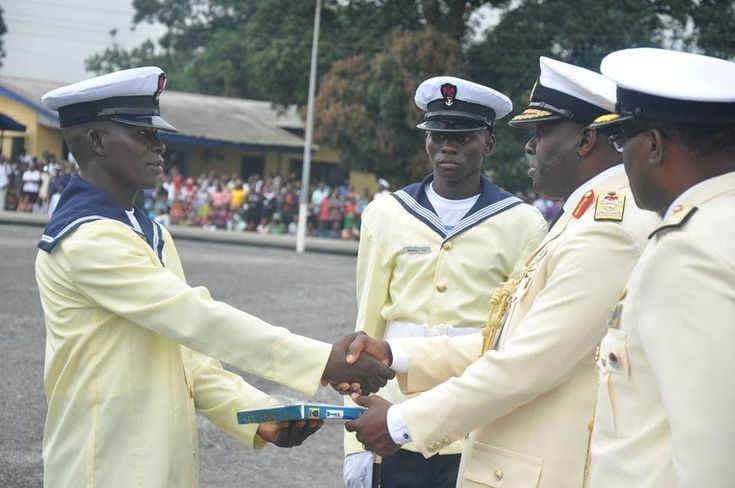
592, 48, 735, 128
42, 66, 178, 132
509, 57, 616, 127
414, 76, 512, 132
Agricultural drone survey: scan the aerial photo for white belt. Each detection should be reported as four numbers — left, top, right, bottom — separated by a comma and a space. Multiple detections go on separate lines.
384, 320, 481, 339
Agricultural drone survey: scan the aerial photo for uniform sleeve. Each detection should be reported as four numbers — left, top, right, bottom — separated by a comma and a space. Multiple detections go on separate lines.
638, 233, 735, 488
185, 347, 277, 449
62, 222, 332, 397
396, 223, 641, 457
354, 205, 394, 338
394, 334, 484, 393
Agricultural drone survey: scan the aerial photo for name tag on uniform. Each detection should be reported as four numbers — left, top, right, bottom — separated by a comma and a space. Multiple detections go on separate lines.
403, 246, 431, 255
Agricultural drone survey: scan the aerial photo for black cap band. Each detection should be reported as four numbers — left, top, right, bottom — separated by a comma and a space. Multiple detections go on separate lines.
58, 95, 160, 127
419, 98, 496, 132
617, 87, 735, 123
530, 83, 610, 125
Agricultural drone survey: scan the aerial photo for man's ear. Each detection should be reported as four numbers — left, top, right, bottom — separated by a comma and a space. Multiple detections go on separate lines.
576, 127, 597, 157
87, 128, 105, 158
484, 131, 496, 156
648, 128, 666, 166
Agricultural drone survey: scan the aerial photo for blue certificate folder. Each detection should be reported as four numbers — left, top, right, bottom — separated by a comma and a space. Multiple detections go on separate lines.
237, 404, 367, 424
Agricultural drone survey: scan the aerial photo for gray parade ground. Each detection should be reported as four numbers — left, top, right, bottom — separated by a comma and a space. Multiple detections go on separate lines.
1, 222, 359, 488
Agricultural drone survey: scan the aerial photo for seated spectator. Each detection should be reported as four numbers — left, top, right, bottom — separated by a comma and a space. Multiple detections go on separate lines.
269, 213, 287, 235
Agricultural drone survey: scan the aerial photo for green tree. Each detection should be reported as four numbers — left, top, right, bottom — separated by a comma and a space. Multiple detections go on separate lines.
466, 0, 690, 191
0, 6, 7, 68
315, 27, 464, 183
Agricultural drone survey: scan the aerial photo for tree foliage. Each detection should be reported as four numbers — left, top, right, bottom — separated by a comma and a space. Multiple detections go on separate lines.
0, 6, 7, 68
87, 0, 735, 187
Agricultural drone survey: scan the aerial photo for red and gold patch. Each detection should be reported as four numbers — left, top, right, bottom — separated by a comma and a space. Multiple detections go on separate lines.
594, 191, 625, 221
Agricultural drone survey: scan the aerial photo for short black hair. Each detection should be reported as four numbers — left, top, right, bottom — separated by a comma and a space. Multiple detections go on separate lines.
635, 120, 735, 159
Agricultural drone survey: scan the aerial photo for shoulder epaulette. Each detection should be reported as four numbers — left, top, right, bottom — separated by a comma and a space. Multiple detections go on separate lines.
648, 204, 698, 239
594, 191, 625, 222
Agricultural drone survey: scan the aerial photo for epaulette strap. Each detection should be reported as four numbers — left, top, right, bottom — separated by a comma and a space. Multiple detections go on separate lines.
572, 190, 595, 218
648, 205, 698, 239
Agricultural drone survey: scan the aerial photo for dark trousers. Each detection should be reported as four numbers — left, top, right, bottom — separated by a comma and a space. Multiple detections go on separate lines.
381, 449, 460, 488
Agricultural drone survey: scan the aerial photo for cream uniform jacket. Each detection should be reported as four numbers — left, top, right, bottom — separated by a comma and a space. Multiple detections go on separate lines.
392, 167, 659, 487
589, 171, 735, 488
346, 174, 547, 455
36, 177, 331, 488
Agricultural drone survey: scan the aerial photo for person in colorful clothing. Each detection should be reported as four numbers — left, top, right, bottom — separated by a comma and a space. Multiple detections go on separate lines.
342, 76, 547, 488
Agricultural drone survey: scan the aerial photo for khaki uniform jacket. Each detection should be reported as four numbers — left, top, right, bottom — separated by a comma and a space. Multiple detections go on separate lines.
589, 171, 735, 488
393, 169, 658, 487
36, 220, 331, 487
346, 175, 547, 455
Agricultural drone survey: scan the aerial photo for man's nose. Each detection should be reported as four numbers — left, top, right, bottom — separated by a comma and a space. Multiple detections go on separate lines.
441, 138, 459, 152
152, 136, 166, 154
525, 135, 537, 155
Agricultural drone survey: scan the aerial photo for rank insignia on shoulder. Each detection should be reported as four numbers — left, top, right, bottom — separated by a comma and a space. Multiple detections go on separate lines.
594, 191, 625, 221
572, 190, 595, 218
649, 205, 698, 239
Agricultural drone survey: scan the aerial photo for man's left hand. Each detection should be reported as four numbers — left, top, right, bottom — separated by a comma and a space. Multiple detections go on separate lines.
344, 394, 400, 457
257, 419, 323, 448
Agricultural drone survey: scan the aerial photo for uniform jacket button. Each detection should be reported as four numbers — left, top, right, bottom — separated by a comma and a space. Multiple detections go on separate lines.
436, 282, 447, 293
442, 241, 453, 251
494, 469, 503, 481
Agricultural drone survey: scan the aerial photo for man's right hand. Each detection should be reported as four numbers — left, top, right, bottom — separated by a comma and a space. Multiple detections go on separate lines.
323, 333, 395, 394
346, 332, 392, 367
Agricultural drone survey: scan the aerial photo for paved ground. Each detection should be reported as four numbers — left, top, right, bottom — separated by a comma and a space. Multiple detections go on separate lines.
0, 224, 358, 488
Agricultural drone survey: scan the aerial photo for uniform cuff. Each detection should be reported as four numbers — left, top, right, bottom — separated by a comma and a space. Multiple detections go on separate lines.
387, 405, 412, 445
386, 340, 408, 374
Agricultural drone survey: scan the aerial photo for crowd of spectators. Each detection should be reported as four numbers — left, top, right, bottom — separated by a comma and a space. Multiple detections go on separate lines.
0, 150, 77, 216
136, 168, 377, 240
1, 152, 562, 238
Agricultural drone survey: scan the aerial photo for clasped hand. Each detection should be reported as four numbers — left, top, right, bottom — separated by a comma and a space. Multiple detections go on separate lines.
322, 332, 394, 394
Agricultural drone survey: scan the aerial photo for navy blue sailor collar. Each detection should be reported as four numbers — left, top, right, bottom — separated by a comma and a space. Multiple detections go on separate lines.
391, 173, 523, 240
38, 175, 165, 263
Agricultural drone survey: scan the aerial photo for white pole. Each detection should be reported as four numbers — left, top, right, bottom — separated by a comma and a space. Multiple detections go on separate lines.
296, 0, 321, 253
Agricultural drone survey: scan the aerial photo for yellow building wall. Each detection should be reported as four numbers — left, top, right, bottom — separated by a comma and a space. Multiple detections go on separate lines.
0, 97, 62, 159
34, 126, 64, 160
349, 170, 378, 196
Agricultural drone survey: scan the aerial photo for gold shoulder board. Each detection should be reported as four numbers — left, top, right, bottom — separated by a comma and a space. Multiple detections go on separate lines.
594, 192, 625, 221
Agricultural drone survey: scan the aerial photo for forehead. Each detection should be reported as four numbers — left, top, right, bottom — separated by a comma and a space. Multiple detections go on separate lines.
426, 129, 487, 137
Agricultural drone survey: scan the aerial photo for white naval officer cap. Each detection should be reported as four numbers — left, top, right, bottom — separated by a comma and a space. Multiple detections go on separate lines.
42, 66, 178, 132
415, 76, 512, 132
592, 48, 735, 128
509, 57, 616, 128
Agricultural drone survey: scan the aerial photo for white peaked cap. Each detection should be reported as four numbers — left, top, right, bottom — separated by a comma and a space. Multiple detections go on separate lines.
509, 57, 616, 127
593, 48, 735, 127
42, 66, 177, 132
414, 76, 512, 132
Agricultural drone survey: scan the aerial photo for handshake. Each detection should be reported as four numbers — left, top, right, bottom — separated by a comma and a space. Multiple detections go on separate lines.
258, 332, 394, 449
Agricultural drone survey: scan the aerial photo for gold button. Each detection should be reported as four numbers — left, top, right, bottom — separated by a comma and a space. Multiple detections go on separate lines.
494, 469, 503, 481
192, 450, 197, 457
436, 282, 447, 293
442, 241, 453, 251
619, 287, 627, 300
673, 204, 684, 213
